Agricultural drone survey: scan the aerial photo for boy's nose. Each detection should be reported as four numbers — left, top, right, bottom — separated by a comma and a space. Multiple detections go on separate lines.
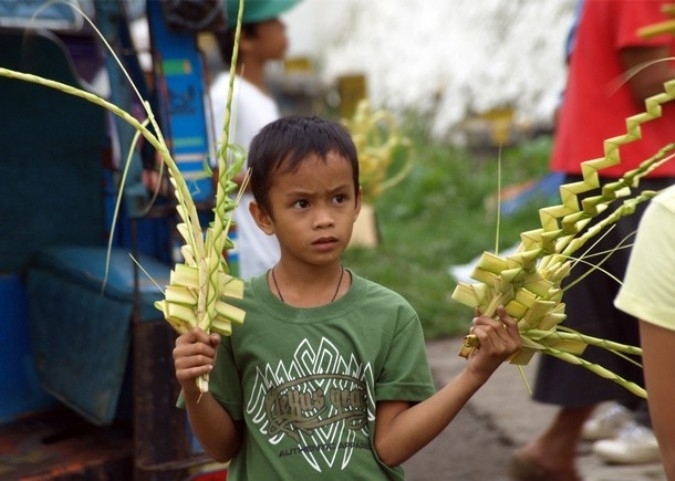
313, 208, 335, 228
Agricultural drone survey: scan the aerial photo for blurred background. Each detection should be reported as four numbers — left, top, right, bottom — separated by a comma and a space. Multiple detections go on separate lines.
199, 0, 577, 145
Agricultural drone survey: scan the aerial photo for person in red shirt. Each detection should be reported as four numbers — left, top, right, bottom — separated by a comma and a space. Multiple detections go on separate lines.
511, 1, 675, 480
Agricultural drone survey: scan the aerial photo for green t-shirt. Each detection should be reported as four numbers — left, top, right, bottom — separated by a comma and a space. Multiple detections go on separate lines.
209, 270, 436, 480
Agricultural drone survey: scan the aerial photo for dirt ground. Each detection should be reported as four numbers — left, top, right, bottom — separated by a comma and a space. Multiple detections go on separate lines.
400, 338, 668, 481
402, 401, 515, 481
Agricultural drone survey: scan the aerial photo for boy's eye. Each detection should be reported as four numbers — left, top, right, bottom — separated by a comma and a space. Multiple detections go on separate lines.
333, 194, 347, 204
294, 199, 309, 209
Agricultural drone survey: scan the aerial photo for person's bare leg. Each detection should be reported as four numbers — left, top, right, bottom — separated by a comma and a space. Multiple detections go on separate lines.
512, 405, 594, 481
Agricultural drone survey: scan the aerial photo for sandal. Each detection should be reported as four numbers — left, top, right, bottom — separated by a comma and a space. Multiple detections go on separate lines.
509, 452, 582, 481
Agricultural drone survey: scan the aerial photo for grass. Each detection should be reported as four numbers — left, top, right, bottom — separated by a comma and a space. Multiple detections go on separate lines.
342, 123, 556, 340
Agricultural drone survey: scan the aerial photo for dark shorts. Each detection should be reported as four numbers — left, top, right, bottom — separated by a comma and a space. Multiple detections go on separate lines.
532, 175, 673, 407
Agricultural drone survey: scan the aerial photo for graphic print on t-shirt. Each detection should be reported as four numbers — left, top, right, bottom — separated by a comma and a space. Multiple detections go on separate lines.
247, 337, 376, 472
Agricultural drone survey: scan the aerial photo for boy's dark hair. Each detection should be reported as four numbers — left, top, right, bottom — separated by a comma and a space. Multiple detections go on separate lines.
213, 25, 257, 65
248, 116, 360, 214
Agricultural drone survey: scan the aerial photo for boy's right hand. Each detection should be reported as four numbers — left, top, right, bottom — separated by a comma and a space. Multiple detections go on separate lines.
173, 328, 221, 394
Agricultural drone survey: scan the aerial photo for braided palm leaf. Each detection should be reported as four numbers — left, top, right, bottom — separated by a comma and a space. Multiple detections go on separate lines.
453, 78, 675, 399
343, 99, 413, 204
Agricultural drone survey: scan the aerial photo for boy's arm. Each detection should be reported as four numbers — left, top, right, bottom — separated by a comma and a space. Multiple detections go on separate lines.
373, 307, 520, 467
174, 329, 244, 462
620, 45, 675, 101
182, 387, 244, 463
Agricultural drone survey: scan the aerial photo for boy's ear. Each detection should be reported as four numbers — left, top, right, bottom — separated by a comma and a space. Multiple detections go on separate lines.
353, 186, 363, 221
249, 201, 275, 235
238, 29, 255, 55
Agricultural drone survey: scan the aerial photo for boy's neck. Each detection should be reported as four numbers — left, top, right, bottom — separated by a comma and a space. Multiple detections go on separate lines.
270, 262, 348, 307
238, 61, 269, 95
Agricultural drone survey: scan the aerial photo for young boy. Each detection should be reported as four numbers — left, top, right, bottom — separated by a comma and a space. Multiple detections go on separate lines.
173, 115, 521, 480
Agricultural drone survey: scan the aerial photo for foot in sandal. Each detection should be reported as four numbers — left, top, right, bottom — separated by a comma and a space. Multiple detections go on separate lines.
509, 450, 583, 481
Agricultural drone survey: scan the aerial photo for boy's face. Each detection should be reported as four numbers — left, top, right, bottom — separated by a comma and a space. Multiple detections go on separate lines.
250, 152, 361, 266
244, 18, 288, 61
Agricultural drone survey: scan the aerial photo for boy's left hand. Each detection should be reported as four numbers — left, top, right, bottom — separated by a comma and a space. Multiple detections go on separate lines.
465, 305, 521, 380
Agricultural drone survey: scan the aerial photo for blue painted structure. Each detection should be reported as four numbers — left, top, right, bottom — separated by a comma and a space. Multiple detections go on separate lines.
0, 1, 227, 479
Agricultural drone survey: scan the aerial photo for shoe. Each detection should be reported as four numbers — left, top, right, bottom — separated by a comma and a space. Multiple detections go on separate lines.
592, 421, 660, 464
581, 402, 633, 441
509, 452, 582, 481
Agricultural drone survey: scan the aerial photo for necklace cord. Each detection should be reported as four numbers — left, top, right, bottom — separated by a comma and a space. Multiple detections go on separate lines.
271, 266, 345, 304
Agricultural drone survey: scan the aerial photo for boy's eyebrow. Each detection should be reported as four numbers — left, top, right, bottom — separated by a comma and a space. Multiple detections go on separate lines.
330, 183, 355, 194
283, 183, 353, 196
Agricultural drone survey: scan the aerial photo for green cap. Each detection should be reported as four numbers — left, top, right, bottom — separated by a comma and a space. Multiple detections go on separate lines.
226, 0, 301, 29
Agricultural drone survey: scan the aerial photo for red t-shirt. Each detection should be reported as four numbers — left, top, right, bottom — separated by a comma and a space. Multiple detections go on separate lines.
551, 0, 675, 178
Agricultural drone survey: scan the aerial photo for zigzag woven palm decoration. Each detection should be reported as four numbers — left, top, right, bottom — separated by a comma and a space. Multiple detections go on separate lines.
452, 78, 675, 399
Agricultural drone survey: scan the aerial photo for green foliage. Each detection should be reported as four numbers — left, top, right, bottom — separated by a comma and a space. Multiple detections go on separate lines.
343, 123, 554, 339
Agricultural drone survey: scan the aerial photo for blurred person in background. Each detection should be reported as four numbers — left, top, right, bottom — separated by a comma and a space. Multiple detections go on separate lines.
510, 1, 675, 480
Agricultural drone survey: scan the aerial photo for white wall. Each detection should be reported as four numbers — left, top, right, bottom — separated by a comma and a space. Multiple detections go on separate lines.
283, 0, 359, 59
281, 0, 578, 140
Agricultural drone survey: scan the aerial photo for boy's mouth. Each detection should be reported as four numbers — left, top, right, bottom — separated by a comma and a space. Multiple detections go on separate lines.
312, 236, 338, 247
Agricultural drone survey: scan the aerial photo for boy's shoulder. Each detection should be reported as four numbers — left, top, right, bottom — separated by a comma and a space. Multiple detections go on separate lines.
354, 271, 404, 295
349, 270, 416, 314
